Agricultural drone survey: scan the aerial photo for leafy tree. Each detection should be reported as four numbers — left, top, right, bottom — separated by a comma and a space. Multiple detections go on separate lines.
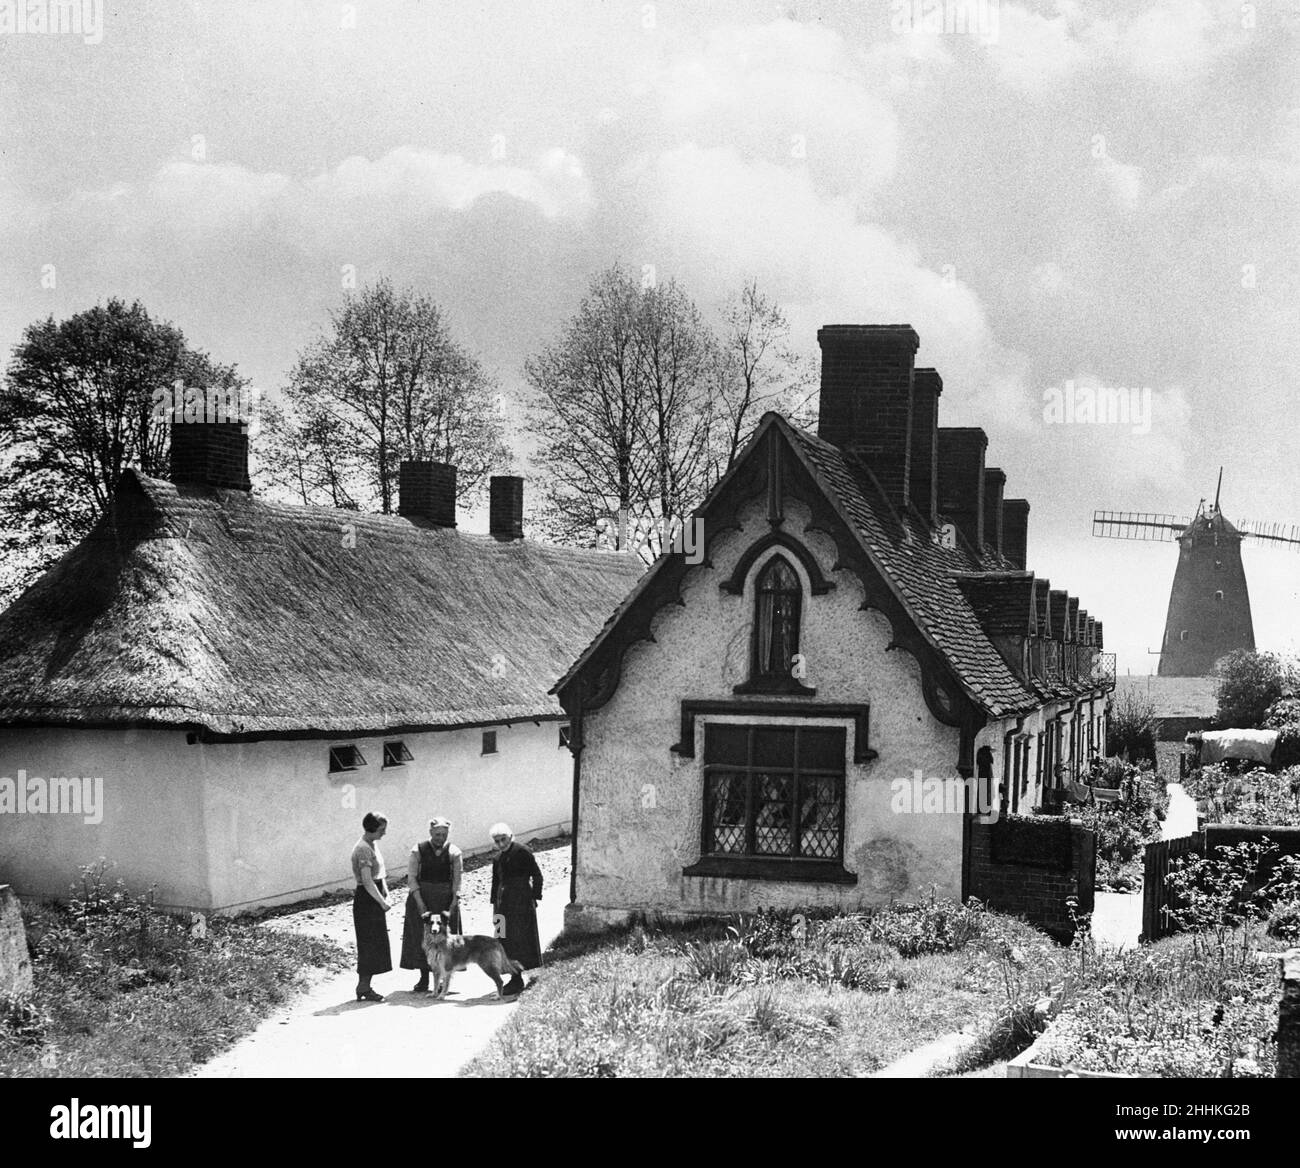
1214, 650, 1298, 730
266, 279, 509, 511
0, 299, 242, 603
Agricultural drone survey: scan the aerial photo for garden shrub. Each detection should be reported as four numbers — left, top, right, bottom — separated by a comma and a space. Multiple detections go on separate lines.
867, 895, 987, 957
1107, 689, 1157, 765
1213, 649, 1297, 730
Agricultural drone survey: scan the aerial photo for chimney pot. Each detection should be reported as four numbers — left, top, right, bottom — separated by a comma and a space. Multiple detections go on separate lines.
399, 460, 457, 527
983, 468, 1006, 556
816, 324, 919, 510
1003, 499, 1030, 570
489, 475, 525, 540
910, 368, 942, 526
937, 427, 987, 552
169, 420, 251, 491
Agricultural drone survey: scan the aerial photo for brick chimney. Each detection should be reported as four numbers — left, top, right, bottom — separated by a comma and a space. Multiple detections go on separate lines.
937, 427, 987, 551
983, 467, 1006, 555
1094, 620, 1104, 650
169, 421, 251, 491
489, 475, 524, 540
399, 461, 456, 527
909, 368, 942, 526
816, 325, 919, 510
1003, 499, 1030, 569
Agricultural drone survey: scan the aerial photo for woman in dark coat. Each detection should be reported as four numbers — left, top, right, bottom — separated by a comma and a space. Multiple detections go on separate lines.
400, 816, 464, 993
489, 823, 543, 970
350, 811, 392, 1001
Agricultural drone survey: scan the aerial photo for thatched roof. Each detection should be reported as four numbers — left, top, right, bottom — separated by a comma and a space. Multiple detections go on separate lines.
0, 471, 643, 736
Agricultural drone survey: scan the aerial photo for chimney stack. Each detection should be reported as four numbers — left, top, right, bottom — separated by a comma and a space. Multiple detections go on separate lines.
1003, 499, 1030, 570
983, 467, 1006, 555
937, 427, 987, 551
399, 461, 457, 527
489, 475, 524, 540
816, 324, 919, 511
910, 368, 942, 526
169, 420, 251, 491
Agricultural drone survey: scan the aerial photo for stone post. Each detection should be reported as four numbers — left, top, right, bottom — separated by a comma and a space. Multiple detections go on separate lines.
0, 884, 33, 997
1279, 948, 1300, 1078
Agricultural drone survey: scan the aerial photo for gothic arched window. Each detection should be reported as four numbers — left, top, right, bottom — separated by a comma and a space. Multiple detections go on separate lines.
755, 556, 801, 679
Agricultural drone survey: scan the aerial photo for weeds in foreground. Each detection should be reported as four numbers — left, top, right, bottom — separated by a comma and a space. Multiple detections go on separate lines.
1, 860, 348, 1077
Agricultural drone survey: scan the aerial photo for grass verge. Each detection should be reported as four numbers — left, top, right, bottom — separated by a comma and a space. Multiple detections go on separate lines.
1, 862, 349, 1077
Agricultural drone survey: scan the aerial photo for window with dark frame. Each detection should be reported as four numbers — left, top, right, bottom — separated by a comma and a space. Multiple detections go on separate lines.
558, 724, 571, 748
754, 556, 801, 679
328, 744, 367, 773
382, 741, 413, 768
702, 724, 845, 862
481, 730, 497, 755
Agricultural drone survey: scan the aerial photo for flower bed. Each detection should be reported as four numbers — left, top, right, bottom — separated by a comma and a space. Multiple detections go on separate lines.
1026, 936, 1279, 1077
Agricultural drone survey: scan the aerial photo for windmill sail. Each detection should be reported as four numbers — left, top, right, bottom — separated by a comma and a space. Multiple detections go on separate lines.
1092, 511, 1189, 541
1235, 519, 1300, 549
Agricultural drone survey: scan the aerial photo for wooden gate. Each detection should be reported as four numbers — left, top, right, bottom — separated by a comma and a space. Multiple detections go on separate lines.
1141, 832, 1202, 942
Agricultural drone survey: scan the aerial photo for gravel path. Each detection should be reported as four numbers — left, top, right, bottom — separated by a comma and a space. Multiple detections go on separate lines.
194, 838, 571, 1078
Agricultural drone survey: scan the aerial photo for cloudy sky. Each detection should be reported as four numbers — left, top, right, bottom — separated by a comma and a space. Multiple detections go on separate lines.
1, 0, 1297, 675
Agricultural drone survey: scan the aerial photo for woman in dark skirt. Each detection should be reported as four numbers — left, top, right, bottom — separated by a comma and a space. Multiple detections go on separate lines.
351, 811, 393, 1001
400, 816, 464, 992
489, 823, 543, 971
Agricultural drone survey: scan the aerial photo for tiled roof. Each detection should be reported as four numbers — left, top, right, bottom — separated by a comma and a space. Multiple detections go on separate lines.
789, 428, 1035, 718
558, 414, 1102, 721
954, 572, 1036, 636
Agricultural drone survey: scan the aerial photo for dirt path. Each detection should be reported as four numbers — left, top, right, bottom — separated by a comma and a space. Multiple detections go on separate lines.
194, 840, 569, 1078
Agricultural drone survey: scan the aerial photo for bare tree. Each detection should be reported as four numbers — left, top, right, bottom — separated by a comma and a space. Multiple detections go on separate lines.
710, 280, 816, 479
527, 269, 812, 558
525, 266, 653, 548
276, 278, 509, 512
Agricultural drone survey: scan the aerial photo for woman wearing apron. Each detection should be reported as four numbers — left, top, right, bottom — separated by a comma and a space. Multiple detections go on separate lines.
489, 822, 543, 972
400, 816, 464, 993
351, 811, 392, 1001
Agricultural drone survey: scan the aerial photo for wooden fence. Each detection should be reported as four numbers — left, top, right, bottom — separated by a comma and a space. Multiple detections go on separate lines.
1141, 832, 1202, 942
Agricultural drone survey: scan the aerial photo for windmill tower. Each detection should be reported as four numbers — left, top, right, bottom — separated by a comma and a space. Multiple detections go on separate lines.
1093, 470, 1300, 677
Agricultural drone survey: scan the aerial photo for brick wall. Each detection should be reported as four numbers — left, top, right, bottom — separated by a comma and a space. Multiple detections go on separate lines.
969, 816, 1095, 942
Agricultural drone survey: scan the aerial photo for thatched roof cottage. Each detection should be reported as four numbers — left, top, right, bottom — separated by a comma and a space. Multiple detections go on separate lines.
0, 423, 641, 911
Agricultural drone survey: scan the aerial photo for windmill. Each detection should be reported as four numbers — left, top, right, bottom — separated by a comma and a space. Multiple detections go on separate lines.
1093, 469, 1300, 677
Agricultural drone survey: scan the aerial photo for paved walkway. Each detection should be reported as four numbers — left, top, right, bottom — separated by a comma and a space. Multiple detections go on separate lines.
1090, 783, 1199, 951
195, 844, 569, 1078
